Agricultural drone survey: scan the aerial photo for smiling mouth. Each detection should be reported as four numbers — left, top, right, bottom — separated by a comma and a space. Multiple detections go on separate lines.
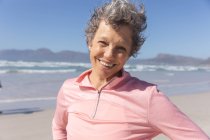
97, 58, 116, 68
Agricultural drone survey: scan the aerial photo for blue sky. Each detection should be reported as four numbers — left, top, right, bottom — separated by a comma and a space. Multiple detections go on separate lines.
0, 0, 210, 59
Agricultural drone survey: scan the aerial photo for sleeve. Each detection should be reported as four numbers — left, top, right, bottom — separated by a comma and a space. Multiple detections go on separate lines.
52, 83, 68, 140
148, 86, 210, 140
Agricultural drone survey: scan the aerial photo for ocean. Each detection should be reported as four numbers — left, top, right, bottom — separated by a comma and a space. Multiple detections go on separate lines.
0, 60, 210, 111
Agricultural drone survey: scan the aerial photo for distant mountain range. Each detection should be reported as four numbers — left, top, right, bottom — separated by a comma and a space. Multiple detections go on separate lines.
130, 54, 210, 66
0, 48, 90, 63
0, 48, 209, 66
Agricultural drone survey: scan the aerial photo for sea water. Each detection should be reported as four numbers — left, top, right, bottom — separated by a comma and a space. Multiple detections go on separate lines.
0, 60, 210, 111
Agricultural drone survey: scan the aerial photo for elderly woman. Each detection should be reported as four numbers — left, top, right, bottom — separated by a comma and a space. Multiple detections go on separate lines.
52, 0, 209, 139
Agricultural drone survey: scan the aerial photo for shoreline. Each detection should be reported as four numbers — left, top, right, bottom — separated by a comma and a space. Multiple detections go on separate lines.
0, 92, 209, 140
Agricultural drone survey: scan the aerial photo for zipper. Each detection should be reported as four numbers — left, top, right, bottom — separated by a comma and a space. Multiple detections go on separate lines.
91, 90, 101, 118
91, 77, 117, 119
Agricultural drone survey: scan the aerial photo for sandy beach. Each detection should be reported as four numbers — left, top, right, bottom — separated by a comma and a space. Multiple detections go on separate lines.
0, 92, 209, 140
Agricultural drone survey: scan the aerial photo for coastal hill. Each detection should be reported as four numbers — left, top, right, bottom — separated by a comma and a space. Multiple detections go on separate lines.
0, 48, 90, 63
130, 53, 209, 66
0, 48, 209, 66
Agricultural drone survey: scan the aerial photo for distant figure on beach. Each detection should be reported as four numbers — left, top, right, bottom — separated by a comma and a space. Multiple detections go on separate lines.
52, 0, 210, 139
0, 81, 2, 89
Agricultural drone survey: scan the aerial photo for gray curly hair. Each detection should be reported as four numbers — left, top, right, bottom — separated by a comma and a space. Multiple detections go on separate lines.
85, 0, 147, 57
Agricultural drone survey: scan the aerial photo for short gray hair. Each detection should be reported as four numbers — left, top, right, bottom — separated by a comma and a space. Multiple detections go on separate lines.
85, 0, 147, 57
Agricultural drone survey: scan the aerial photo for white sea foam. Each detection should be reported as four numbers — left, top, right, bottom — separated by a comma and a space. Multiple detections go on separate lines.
125, 64, 210, 72
0, 69, 76, 74
0, 60, 91, 74
0, 60, 210, 74
0, 60, 91, 68
0, 97, 56, 103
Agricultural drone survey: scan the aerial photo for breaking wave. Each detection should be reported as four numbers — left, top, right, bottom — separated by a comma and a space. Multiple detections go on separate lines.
0, 60, 209, 74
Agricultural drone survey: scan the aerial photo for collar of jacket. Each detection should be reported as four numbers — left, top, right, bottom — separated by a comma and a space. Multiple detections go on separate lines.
74, 69, 131, 90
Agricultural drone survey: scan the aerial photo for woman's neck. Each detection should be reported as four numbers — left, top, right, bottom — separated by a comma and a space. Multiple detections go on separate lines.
89, 73, 109, 91
88, 70, 122, 91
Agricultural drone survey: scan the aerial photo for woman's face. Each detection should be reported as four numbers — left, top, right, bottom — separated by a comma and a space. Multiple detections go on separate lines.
89, 20, 132, 80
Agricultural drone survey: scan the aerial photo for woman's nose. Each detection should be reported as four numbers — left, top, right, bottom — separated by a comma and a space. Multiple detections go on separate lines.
104, 47, 114, 59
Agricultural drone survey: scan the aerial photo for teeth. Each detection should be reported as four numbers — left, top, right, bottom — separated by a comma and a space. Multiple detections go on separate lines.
99, 60, 114, 67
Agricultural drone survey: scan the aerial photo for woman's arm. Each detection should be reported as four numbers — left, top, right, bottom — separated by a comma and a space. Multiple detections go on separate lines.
148, 87, 210, 140
52, 84, 68, 140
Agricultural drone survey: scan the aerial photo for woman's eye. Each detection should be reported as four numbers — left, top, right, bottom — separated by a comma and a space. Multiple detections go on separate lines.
116, 47, 126, 53
98, 41, 107, 47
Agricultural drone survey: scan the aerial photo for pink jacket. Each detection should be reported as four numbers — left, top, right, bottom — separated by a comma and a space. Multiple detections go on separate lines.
52, 69, 209, 140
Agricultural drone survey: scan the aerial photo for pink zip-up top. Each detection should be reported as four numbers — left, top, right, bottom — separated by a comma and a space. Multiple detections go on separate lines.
52, 69, 209, 140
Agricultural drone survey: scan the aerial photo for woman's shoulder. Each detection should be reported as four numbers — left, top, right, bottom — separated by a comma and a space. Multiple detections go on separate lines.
61, 77, 78, 88
117, 74, 160, 99
127, 75, 157, 91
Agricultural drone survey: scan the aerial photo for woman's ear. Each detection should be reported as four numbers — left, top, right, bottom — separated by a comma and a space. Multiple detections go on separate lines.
88, 45, 92, 51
